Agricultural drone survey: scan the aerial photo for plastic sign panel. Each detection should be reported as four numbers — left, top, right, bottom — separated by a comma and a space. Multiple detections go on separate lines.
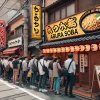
46, 5, 100, 41
0, 20, 6, 47
32, 4, 41, 39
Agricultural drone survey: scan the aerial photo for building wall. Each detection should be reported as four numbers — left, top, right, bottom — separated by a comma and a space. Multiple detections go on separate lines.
45, 0, 58, 7
10, 17, 24, 31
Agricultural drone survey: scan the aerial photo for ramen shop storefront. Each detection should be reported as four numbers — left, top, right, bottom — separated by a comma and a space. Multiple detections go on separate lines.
41, 5, 100, 98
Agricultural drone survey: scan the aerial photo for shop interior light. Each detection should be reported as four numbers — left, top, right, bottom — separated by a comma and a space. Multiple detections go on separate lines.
79, 45, 85, 51
91, 44, 98, 51
57, 48, 61, 53
74, 46, 80, 52
84, 44, 90, 51
61, 47, 65, 52
70, 46, 74, 52
65, 47, 70, 52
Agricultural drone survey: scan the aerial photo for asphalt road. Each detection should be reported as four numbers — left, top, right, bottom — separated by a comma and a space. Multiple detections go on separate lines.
0, 79, 80, 100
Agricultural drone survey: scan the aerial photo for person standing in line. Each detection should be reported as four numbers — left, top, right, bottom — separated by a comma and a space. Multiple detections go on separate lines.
8, 57, 13, 81
22, 56, 28, 84
38, 54, 48, 92
64, 53, 76, 98
12, 56, 20, 84
53, 58, 62, 95
29, 55, 38, 88
19, 57, 24, 84
3, 56, 9, 79
47, 56, 54, 92
1, 56, 5, 78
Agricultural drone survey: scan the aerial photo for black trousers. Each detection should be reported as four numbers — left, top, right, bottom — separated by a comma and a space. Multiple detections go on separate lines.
22, 71, 28, 83
65, 73, 75, 95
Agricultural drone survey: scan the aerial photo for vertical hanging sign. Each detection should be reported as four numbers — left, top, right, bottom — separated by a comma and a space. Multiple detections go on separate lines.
0, 20, 6, 47
32, 4, 41, 39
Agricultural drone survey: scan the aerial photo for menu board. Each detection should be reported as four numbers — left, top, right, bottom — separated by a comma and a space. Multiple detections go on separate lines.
95, 65, 100, 89
80, 54, 85, 73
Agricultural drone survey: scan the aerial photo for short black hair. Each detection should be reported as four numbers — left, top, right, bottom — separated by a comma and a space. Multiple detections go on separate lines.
68, 53, 73, 58
39, 54, 44, 59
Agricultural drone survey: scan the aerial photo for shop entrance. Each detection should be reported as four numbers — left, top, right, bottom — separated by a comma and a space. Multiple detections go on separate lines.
79, 53, 89, 88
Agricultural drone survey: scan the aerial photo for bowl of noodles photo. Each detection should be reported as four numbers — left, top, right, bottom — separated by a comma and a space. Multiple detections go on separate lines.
79, 8, 100, 33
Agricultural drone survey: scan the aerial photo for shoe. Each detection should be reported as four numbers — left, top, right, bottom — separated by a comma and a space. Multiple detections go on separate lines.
39, 88, 42, 92
49, 89, 53, 92
69, 94, 75, 98
42, 89, 48, 92
55, 93, 61, 95
65, 93, 68, 96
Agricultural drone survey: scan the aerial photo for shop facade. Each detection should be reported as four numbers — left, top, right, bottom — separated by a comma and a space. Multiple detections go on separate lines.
3, 37, 23, 56
3, 11, 24, 56
41, 5, 100, 97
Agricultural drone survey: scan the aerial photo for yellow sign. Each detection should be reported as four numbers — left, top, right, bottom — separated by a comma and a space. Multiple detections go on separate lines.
32, 5, 41, 39
46, 6, 100, 41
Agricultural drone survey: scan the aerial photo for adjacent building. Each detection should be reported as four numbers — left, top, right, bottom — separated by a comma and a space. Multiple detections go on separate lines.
3, 11, 24, 56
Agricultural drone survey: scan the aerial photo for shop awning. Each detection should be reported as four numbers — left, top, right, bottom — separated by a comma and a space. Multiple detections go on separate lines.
41, 33, 100, 47
3, 47, 19, 54
28, 40, 42, 48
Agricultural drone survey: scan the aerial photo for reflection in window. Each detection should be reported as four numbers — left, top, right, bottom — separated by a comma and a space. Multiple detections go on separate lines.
49, 12, 55, 23
67, 3, 75, 16
55, 10, 60, 21
61, 8, 66, 19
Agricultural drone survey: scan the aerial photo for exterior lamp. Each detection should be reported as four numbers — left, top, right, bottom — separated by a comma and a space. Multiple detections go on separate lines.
74, 46, 80, 52
65, 47, 70, 52
79, 45, 85, 52
84, 44, 90, 51
57, 48, 61, 53
61, 47, 65, 52
91, 44, 98, 51
70, 46, 74, 52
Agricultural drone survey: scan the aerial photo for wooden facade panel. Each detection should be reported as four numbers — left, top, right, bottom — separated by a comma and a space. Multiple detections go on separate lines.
89, 51, 100, 87
78, 0, 93, 12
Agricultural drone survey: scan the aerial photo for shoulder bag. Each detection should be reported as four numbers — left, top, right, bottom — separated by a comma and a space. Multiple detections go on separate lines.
63, 60, 73, 77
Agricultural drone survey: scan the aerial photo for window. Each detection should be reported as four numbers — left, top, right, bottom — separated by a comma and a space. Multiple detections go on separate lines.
55, 10, 60, 21
49, 12, 55, 23
67, 3, 75, 16
61, 7, 66, 19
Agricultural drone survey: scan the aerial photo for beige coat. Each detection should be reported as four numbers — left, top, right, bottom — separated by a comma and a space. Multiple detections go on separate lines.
53, 62, 61, 77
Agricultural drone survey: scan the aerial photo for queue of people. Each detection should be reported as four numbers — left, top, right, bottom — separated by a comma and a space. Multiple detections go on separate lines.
0, 53, 76, 98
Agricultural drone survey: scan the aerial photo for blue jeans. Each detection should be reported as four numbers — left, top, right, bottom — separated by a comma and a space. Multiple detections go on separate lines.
30, 72, 37, 85
38, 74, 47, 89
53, 77, 60, 92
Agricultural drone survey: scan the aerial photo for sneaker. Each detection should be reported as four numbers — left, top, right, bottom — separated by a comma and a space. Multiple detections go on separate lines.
42, 89, 48, 92
39, 88, 42, 92
69, 94, 75, 98
30, 85, 32, 88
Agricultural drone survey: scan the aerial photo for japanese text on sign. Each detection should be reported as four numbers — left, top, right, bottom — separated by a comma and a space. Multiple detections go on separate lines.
32, 5, 41, 39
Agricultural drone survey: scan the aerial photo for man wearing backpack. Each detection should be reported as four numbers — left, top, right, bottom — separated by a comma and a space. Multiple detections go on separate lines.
29, 55, 38, 88
64, 53, 76, 98
38, 54, 48, 92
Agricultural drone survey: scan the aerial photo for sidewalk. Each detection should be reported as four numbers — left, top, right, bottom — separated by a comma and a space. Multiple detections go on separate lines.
0, 79, 79, 100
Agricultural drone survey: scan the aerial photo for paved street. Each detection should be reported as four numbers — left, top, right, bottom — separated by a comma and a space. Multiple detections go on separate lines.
0, 79, 79, 100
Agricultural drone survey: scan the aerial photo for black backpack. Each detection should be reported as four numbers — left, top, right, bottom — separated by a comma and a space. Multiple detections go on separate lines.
40, 60, 48, 74
32, 60, 38, 72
